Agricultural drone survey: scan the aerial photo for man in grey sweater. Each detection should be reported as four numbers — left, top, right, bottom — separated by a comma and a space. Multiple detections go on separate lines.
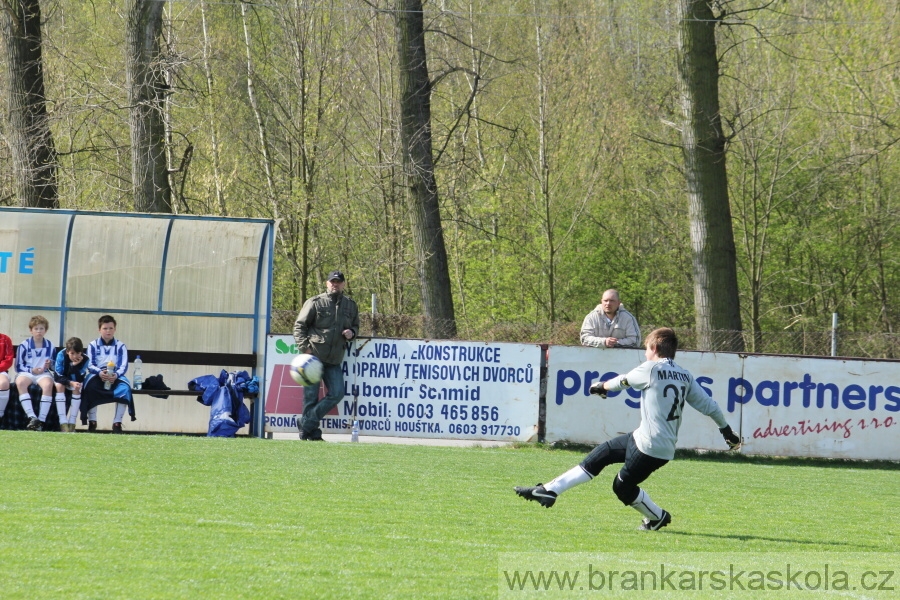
580, 289, 641, 348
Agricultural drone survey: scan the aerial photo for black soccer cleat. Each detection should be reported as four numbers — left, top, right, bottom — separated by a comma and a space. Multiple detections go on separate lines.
112, 422, 123, 434
26, 417, 41, 431
514, 484, 557, 508
300, 428, 324, 441
639, 510, 672, 531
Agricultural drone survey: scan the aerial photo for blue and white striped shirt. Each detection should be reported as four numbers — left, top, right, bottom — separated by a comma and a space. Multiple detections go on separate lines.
15, 337, 55, 374
86, 337, 129, 378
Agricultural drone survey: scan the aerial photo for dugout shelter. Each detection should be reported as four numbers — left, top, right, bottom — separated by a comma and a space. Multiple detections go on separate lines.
0, 207, 273, 437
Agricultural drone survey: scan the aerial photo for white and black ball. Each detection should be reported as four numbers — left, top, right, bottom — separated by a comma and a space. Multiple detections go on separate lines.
289, 354, 323, 386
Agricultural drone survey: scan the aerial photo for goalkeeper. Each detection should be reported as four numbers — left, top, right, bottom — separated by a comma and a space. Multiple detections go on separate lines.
515, 327, 741, 531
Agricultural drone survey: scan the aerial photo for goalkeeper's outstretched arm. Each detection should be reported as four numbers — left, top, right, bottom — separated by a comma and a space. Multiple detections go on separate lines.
683, 379, 742, 451
720, 425, 741, 450
589, 372, 632, 398
589, 381, 608, 398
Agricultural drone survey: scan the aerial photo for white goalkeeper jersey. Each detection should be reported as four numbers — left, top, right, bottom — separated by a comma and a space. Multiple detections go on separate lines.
606, 358, 729, 460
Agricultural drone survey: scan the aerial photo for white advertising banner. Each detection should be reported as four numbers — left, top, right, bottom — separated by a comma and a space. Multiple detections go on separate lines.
546, 345, 900, 460
264, 336, 541, 442
545, 346, 744, 452
736, 355, 900, 460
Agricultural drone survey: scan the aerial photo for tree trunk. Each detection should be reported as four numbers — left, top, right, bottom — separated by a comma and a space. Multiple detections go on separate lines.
534, 13, 555, 323
199, 1, 225, 216
240, 0, 277, 210
125, 0, 171, 213
676, 0, 743, 351
395, 0, 456, 339
1, 0, 58, 208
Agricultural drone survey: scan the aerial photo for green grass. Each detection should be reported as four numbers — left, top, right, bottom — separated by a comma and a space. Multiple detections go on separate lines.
1, 433, 897, 599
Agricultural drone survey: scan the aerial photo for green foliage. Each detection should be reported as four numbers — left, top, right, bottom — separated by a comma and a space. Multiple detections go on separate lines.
1, 0, 895, 336
719, 1, 900, 336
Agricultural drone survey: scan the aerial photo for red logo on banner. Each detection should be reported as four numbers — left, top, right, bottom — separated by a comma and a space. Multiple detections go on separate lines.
266, 363, 334, 415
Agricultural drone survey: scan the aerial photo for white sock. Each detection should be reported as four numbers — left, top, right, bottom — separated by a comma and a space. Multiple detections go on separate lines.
630, 488, 664, 520
544, 465, 592, 495
20, 393, 37, 418
38, 395, 53, 421
113, 402, 126, 423
68, 395, 81, 424
87, 407, 97, 421
54, 393, 67, 424
0, 389, 9, 416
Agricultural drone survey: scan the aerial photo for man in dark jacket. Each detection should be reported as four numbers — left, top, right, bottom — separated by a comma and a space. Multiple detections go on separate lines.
293, 270, 360, 440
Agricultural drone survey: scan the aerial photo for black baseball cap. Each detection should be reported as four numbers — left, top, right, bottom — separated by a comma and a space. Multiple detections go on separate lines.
327, 270, 345, 282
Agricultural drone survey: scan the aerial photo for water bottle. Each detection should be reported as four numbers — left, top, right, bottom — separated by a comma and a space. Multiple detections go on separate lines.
133, 355, 143, 390
104, 360, 116, 390
351, 420, 359, 443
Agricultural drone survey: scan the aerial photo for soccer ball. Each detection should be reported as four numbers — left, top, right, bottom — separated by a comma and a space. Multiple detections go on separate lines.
290, 354, 323, 386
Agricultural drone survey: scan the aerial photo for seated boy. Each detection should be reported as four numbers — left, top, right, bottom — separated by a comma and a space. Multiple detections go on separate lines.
14, 316, 56, 430
81, 315, 136, 433
0, 332, 13, 422
52, 337, 90, 433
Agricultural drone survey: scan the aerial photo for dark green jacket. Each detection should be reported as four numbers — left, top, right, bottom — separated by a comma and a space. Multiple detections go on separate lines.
293, 291, 359, 365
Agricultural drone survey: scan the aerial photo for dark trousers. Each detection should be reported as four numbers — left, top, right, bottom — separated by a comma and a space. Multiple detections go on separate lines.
80, 376, 136, 423
299, 362, 344, 435
580, 432, 669, 505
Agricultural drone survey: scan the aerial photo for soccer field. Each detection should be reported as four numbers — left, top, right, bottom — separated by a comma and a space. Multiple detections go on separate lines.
1, 433, 896, 599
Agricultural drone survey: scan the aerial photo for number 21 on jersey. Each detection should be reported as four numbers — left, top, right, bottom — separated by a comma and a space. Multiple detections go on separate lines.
664, 384, 686, 422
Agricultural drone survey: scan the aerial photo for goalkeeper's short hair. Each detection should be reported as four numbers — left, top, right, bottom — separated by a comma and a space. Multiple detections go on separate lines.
644, 327, 678, 358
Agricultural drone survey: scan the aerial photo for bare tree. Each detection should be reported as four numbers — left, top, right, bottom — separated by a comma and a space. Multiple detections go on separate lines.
521, 5, 600, 323
336, 5, 415, 316
0, 0, 57, 208
199, 0, 225, 216
395, 0, 456, 338
239, 0, 277, 211
676, 0, 743, 350
125, 0, 171, 212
